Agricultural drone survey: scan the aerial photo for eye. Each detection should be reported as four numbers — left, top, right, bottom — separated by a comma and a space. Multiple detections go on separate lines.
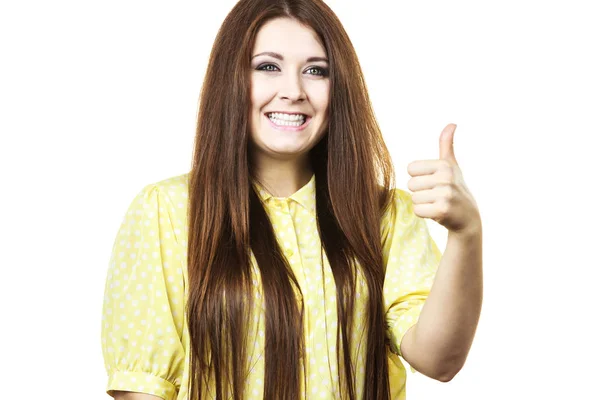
256, 64, 277, 72
306, 66, 329, 77
256, 63, 329, 77
257, 63, 279, 72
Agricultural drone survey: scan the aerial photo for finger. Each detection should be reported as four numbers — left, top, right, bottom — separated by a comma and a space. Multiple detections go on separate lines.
407, 175, 437, 192
407, 160, 440, 177
411, 188, 437, 204
439, 123, 458, 163
412, 203, 439, 219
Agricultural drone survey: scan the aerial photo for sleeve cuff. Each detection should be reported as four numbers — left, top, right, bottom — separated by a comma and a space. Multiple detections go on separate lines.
107, 371, 177, 400
388, 304, 424, 373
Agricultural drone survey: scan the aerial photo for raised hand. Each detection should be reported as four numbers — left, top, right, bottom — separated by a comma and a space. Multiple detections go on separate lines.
407, 123, 481, 236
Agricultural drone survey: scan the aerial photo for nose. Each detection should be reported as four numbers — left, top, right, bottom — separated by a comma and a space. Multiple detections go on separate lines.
279, 73, 306, 102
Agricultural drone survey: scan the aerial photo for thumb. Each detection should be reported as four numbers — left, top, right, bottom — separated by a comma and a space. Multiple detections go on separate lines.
439, 123, 458, 163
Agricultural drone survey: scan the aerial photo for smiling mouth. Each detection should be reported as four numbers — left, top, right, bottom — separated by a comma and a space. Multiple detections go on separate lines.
264, 114, 312, 131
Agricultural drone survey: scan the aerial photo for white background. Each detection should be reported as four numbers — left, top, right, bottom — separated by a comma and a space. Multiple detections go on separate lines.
1, 0, 598, 399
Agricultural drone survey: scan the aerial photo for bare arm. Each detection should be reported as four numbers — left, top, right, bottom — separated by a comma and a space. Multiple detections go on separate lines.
112, 391, 164, 400
400, 226, 483, 382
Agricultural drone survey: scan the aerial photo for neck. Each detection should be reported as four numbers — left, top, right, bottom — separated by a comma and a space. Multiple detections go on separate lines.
251, 157, 313, 198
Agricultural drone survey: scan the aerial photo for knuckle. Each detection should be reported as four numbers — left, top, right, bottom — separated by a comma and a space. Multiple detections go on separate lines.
449, 184, 457, 196
442, 185, 454, 200
439, 201, 451, 216
435, 170, 453, 184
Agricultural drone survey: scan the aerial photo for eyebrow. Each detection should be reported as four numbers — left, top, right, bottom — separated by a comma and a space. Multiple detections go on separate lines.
251, 51, 328, 63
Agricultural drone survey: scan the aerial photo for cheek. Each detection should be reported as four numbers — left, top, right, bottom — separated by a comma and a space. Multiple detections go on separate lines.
250, 77, 271, 110
310, 82, 330, 114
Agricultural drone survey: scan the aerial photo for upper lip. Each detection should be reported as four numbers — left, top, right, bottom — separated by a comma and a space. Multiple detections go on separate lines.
265, 111, 311, 117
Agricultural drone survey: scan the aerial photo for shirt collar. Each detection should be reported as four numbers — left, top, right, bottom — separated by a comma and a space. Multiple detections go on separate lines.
252, 173, 316, 216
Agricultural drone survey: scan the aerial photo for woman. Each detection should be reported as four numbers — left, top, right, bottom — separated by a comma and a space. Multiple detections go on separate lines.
101, 0, 483, 399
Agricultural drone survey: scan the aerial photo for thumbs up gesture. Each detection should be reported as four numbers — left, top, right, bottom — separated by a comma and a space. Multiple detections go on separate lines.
407, 124, 481, 236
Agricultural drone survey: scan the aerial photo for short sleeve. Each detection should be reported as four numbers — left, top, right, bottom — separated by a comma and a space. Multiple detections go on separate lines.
382, 189, 442, 373
101, 183, 186, 400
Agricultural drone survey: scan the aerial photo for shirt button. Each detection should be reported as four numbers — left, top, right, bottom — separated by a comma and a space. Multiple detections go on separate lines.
285, 248, 294, 257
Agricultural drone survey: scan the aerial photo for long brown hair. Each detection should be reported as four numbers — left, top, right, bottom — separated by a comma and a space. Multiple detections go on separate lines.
186, 0, 397, 398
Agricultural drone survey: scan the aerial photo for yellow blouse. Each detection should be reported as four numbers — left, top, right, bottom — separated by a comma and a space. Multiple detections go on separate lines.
101, 172, 441, 400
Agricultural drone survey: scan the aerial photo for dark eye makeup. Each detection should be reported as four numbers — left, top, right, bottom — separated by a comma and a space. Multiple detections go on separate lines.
256, 63, 329, 77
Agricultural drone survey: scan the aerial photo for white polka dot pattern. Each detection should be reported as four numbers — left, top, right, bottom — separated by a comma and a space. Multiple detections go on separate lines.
101, 173, 441, 400
381, 188, 442, 382
101, 178, 189, 400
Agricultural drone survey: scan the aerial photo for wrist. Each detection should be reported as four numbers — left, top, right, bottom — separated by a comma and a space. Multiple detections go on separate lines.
449, 219, 482, 241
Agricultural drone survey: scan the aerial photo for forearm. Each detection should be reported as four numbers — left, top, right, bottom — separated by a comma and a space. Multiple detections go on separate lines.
402, 223, 483, 380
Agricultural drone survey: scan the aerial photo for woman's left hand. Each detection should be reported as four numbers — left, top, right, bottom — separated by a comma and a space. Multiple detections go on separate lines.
407, 123, 481, 236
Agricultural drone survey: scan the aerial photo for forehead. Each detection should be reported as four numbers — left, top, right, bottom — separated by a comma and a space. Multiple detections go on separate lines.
253, 17, 326, 56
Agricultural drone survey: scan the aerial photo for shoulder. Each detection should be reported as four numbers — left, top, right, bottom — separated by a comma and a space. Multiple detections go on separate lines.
380, 187, 418, 241
390, 187, 411, 204
147, 172, 190, 198
381, 187, 413, 220
134, 172, 190, 210
376, 184, 411, 205
127, 172, 190, 238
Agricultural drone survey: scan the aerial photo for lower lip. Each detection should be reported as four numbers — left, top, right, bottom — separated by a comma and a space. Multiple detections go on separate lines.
265, 114, 311, 131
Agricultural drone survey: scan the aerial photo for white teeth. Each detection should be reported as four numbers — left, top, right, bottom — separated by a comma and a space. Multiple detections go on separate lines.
267, 112, 306, 126
267, 112, 306, 121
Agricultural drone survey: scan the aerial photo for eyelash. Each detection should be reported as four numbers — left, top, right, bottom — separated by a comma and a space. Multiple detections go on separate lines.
256, 63, 329, 77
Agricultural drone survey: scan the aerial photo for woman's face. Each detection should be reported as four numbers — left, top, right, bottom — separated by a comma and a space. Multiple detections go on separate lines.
249, 17, 330, 164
